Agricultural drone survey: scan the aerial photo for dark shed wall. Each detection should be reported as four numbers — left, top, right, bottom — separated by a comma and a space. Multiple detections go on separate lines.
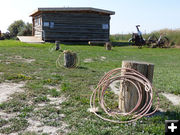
41, 12, 110, 41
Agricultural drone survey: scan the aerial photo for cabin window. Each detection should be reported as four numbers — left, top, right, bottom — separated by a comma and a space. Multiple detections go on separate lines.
38, 18, 41, 25
50, 22, 54, 28
43, 22, 49, 27
35, 18, 38, 25
35, 17, 41, 26
102, 24, 109, 29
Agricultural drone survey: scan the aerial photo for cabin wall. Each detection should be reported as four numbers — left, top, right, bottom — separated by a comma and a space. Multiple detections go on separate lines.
41, 12, 110, 41
33, 15, 42, 39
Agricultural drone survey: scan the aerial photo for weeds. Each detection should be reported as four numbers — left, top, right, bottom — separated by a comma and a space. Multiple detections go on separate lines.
61, 83, 70, 92
48, 89, 61, 97
33, 96, 50, 103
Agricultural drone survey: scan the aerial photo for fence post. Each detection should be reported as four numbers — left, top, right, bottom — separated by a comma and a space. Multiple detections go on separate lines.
119, 60, 154, 112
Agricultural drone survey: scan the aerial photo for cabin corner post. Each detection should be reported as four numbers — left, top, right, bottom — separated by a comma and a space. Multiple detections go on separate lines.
32, 18, 35, 36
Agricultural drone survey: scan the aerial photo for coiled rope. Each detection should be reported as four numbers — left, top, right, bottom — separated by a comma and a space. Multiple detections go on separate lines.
56, 50, 79, 68
90, 68, 159, 123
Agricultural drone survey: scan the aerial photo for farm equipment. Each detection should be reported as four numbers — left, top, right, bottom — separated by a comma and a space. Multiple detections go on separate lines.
128, 25, 146, 48
129, 25, 170, 48
147, 33, 170, 48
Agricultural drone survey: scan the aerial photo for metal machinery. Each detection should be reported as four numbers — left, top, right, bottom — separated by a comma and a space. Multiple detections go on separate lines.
128, 25, 146, 48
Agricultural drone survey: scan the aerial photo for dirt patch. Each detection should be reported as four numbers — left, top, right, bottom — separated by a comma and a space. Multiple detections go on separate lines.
1, 133, 19, 135
27, 95, 68, 134
48, 95, 66, 105
0, 72, 4, 75
35, 95, 66, 110
0, 81, 25, 103
0, 81, 69, 134
89, 85, 95, 91
161, 93, 180, 106
7, 55, 35, 63
5, 61, 11, 64
0, 111, 16, 120
25, 118, 68, 135
109, 80, 120, 95
100, 56, 106, 61
44, 85, 60, 91
84, 58, 93, 63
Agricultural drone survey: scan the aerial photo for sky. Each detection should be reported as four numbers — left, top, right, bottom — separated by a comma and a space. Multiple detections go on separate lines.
0, 0, 180, 34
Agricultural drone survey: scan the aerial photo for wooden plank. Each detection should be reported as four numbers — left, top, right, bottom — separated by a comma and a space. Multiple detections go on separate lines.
44, 34, 109, 39
17, 36, 44, 43
42, 12, 110, 17
45, 37, 108, 41
43, 30, 109, 34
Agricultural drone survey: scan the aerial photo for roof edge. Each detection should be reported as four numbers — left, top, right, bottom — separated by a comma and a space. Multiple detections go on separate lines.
30, 7, 115, 16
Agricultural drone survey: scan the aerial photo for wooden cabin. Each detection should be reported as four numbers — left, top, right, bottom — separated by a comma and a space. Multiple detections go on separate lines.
30, 7, 115, 42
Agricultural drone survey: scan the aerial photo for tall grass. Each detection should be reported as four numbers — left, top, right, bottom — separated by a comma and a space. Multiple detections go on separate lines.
111, 28, 180, 45
153, 29, 180, 45
110, 34, 132, 42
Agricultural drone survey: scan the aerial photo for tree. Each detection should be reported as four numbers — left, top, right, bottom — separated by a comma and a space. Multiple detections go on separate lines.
18, 23, 32, 36
2, 32, 11, 39
8, 20, 25, 37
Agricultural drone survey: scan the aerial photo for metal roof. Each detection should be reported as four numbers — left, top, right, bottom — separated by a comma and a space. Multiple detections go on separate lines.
30, 7, 115, 16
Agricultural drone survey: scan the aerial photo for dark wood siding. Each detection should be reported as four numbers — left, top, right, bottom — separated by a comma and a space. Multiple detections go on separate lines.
41, 12, 110, 41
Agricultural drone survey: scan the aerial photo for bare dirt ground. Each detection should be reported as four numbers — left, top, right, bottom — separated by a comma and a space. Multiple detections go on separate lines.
0, 81, 69, 134
83, 58, 93, 63
100, 56, 106, 61
0, 81, 25, 103
44, 85, 60, 91
161, 93, 180, 106
109, 80, 120, 95
25, 117, 68, 135
8, 55, 35, 63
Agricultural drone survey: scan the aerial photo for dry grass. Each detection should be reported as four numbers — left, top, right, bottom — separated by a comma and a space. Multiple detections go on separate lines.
153, 29, 180, 45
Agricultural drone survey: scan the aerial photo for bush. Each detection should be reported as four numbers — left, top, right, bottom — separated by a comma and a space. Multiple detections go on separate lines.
8, 20, 25, 37
7, 20, 32, 38
17, 23, 32, 36
2, 32, 11, 40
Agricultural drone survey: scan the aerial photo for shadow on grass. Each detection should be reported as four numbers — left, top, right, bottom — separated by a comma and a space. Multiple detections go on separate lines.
147, 109, 180, 120
77, 66, 88, 70
112, 42, 132, 47
59, 41, 133, 47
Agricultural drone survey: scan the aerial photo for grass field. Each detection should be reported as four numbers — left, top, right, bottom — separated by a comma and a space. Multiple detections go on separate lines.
0, 40, 180, 135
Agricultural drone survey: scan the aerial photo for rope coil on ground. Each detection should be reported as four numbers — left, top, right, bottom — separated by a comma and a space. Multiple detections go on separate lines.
90, 68, 159, 123
56, 50, 79, 69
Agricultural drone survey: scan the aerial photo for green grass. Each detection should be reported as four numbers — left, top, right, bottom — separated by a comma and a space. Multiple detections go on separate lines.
0, 40, 180, 134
